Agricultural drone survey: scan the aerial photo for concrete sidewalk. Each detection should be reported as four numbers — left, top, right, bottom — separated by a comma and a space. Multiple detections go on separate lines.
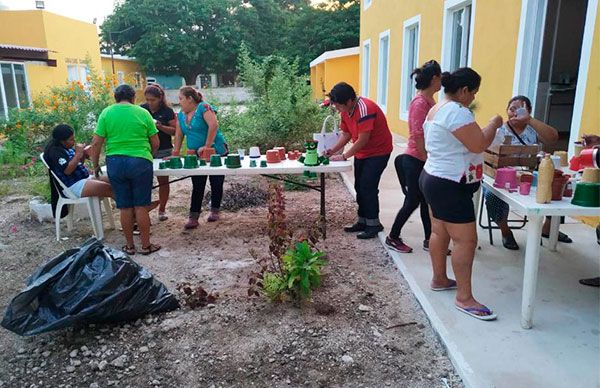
340, 134, 600, 388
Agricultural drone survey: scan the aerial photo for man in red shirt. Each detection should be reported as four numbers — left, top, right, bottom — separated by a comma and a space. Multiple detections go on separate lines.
325, 82, 393, 239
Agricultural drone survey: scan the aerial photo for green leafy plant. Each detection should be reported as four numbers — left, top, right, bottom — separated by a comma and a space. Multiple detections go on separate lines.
248, 182, 326, 304
282, 241, 327, 299
220, 45, 327, 151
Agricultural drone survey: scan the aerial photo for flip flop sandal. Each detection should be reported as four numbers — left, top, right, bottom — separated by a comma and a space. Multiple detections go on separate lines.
455, 305, 498, 321
431, 280, 457, 291
122, 245, 136, 255
579, 277, 600, 287
139, 243, 161, 256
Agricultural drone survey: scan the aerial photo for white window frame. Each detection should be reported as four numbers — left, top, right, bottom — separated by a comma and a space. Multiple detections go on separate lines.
0, 61, 31, 117
441, 0, 476, 72
377, 29, 391, 113
363, 0, 372, 11
361, 39, 371, 97
399, 15, 421, 121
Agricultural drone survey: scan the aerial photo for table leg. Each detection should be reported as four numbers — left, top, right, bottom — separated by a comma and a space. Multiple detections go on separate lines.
521, 215, 543, 329
320, 173, 326, 239
548, 216, 560, 252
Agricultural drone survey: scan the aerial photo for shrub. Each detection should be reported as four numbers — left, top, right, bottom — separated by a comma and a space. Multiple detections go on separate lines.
0, 60, 113, 177
221, 45, 327, 151
248, 182, 326, 304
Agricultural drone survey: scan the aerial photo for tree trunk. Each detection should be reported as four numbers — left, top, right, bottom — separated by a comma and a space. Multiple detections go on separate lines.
184, 73, 198, 86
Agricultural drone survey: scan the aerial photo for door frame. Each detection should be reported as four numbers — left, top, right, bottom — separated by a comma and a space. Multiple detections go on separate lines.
513, 0, 598, 157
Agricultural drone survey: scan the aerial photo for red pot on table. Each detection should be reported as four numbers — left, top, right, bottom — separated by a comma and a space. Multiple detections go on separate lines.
274, 147, 286, 160
266, 150, 281, 163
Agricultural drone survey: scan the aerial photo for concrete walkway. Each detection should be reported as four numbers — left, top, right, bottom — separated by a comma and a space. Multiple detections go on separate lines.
340, 134, 600, 388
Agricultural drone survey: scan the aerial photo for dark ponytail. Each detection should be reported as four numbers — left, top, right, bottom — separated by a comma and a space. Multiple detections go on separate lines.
44, 124, 74, 155
441, 67, 481, 94
411, 60, 441, 90
179, 86, 203, 103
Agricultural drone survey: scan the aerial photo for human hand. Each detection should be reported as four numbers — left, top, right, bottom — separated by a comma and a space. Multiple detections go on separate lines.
323, 148, 334, 157
74, 144, 85, 159
329, 154, 345, 162
489, 115, 503, 129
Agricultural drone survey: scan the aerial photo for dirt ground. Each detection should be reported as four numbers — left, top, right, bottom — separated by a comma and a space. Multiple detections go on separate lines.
0, 174, 462, 388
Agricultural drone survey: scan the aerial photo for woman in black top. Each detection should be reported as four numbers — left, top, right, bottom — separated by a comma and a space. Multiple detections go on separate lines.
141, 84, 176, 221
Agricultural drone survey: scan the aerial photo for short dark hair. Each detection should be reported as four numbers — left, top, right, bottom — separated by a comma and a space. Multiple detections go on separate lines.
411, 60, 442, 90
327, 82, 356, 105
441, 67, 481, 94
507, 95, 532, 112
114, 84, 136, 103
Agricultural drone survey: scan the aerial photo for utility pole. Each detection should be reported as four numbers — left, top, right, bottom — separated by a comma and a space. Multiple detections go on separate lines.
108, 26, 134, 75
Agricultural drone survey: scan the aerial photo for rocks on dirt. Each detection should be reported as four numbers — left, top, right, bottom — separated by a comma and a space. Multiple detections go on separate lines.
341, 355, 354, 364
358, 304, 373, 312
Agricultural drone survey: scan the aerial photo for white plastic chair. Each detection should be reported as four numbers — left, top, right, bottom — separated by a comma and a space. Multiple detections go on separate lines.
40, 153, 115, 241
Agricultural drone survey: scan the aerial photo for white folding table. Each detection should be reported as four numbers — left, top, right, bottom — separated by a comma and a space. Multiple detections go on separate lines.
153, 157, 353, 238
481, 176, 600, 329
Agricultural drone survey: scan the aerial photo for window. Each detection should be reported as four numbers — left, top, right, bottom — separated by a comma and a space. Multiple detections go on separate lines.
117, 71, 125, 85
67, 64, 89, 85
442, 0, 474, 72
0, 63, 30, 117
361, 40, 371, 97
400, 16, 420, 120
377, 30, 390, 113
364, 0, 372, 10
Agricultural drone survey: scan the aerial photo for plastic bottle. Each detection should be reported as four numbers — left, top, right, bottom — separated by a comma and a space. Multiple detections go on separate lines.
536, 154, 554, 204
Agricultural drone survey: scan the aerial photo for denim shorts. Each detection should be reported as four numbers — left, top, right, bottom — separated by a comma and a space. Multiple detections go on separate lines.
106, 155, 153, 209
66, 176, 92, 199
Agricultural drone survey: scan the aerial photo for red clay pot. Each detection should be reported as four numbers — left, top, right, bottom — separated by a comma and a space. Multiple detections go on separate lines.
266, 150, 281, 164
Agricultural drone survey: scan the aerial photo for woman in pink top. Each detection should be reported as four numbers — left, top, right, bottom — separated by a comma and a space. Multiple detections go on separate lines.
385, 60, 441, 253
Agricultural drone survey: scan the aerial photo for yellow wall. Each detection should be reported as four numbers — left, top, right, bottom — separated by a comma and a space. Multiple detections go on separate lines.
579, 5, 600, 139
310, 54, 359, 100
0, 10, 101, 97
101, 57, 146, 100
359, 0, 521, 137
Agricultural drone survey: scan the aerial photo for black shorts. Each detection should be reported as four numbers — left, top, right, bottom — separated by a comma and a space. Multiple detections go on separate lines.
419, 170, 480, 224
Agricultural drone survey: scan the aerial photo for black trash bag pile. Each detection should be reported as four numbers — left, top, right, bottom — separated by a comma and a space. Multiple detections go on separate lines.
2, 238, 179, 336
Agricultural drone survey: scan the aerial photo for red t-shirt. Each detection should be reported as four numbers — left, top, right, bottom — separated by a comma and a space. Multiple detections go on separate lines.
340, 97, 393, 159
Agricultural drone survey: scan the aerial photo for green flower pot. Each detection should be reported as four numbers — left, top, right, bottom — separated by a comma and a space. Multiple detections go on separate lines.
210, 154, 223, 167
571, 182, 600, 207
158, 161, 167, 169
184, 155, 198, 169
225, 154, 242, 169
169, 157, 183, 169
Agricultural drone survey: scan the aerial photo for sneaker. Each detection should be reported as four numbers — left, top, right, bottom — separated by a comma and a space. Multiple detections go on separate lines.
385, 236, 413, 253
184, 218, 199, 229
344, 222, 366, 233
357, 224, 384, 239
158, 212, 168, 221
207, 210, 220, 222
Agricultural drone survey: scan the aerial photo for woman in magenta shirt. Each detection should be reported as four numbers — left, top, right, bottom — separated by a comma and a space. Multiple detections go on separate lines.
386, 60, 441, 253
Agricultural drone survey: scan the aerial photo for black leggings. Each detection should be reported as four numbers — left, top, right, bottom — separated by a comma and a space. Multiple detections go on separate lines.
190, 175, 224, 216
390, 154, 431, 240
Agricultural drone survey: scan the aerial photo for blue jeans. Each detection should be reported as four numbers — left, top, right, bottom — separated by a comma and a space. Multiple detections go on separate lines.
107, 155, 153, 209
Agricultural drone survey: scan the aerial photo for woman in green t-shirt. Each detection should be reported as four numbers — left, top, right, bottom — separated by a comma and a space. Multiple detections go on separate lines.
91, 84, 161, 255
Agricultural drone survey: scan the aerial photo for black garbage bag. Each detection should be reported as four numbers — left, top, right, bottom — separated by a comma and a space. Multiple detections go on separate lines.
1, 238, 179, 336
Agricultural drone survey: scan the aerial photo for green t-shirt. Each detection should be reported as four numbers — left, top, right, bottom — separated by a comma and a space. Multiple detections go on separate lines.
95, 104, 158, 162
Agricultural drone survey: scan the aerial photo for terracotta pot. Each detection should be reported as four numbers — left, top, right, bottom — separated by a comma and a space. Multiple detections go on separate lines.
287, 151, 297, 160
266, 149, 281, 163
274, 147, 286, 160
551, 174, 569, 201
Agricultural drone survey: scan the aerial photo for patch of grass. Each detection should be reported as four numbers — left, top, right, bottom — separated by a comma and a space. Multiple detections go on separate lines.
0, 182, 11, 198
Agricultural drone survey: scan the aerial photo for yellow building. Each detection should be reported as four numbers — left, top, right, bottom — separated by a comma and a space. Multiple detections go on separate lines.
100, 54, 146, 100
359, 0, 599, 156
0, 10, 102, 116
310, 47, 359, 100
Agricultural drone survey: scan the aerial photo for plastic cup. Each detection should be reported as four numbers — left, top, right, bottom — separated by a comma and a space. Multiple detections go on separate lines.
237, 149, 245, 160
260, 160, 267, 168
158, 161, 167, 170
519, 182, 531, 195
198, 159, 206, 166
249, 160, 257, 168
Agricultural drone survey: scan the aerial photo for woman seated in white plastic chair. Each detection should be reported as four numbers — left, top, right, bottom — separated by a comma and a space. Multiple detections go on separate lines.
43, 124, 112, 199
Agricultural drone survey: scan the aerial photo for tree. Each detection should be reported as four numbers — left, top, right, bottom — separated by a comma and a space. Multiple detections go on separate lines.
101, 0, 241, 84
100, 0, 359, 82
